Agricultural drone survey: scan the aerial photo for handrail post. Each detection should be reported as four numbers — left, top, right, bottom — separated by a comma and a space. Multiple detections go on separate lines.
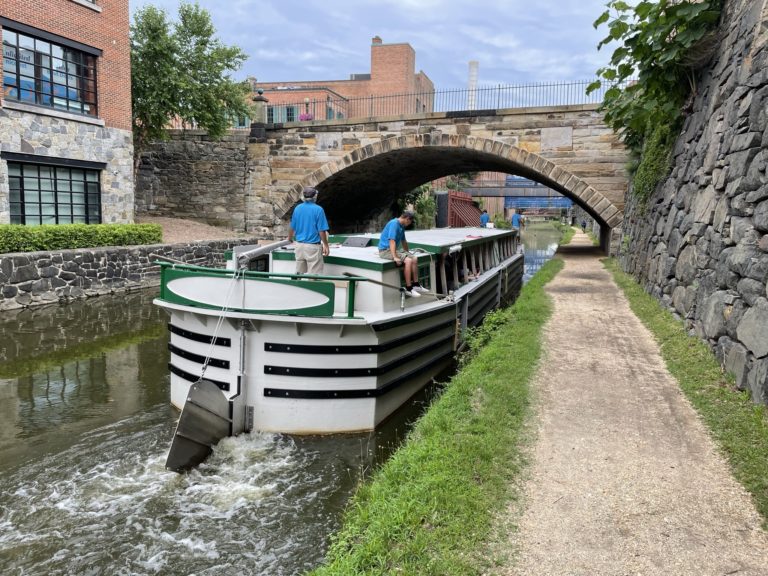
347, 280, 357, 318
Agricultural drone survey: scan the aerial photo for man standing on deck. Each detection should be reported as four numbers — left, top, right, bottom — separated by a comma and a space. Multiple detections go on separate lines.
511, 209, 522, 229
480, 210, 490, 227
378, 210, 428, 297
288, 186, 330, 274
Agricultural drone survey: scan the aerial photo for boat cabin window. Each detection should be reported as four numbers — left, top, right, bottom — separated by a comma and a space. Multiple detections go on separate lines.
244, 255, 268, 272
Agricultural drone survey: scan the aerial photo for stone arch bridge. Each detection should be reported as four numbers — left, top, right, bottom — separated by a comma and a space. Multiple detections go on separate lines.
249, 103, 628, 245
138, 104, 629, 246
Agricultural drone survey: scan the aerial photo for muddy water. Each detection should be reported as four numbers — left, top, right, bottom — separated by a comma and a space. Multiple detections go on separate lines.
521, 221, 562, 281
0, 225, 560, 575
0, 291, 430, 575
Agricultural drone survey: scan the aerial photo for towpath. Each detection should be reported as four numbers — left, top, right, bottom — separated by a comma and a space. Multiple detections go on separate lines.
499, 230, 768, 575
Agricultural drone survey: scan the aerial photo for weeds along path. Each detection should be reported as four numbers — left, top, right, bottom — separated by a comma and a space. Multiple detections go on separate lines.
500, 231, 768, 575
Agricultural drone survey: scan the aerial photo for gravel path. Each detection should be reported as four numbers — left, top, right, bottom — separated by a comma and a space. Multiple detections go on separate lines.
499, 231, 768, 575
135, 216, 257, 244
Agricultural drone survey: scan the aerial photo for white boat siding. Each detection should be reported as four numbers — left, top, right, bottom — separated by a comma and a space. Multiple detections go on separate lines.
157, 227, 523, 435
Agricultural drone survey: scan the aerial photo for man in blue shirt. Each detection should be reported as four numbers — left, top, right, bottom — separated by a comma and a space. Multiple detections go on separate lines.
288, 187, 330, 274
479, 210, 490, 227
511, 210, 522, 229
378, 210, 428, 297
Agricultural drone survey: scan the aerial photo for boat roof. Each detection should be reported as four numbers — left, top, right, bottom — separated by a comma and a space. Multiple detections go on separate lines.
348, 226, 513, 247
272, 226, 517, 270
329, 226, 515, 253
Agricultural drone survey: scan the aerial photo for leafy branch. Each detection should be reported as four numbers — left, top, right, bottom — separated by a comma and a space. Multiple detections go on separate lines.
130, 3, 252, 167
588, 0, 722, 154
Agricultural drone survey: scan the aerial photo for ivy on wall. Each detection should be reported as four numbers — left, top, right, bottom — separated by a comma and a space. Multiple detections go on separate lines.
588, 0, 723, 201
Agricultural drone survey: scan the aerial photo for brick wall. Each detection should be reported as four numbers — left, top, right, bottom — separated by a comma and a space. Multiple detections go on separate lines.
253, 37, 434, 118
0, 0, 131, 131
371, 42, 417, 94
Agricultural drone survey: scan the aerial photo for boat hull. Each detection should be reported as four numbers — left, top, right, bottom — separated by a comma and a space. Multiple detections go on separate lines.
157, 247, 523, 436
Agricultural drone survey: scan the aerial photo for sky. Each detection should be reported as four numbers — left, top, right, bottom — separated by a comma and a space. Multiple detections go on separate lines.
127, 0, 617, 89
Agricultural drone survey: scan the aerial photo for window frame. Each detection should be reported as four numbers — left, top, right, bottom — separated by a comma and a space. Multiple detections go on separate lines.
3, 153, 105, 226
1, 18, 101, 118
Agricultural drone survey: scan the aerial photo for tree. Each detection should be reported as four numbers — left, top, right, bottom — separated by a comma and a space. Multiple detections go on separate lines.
130, 2, 251, 163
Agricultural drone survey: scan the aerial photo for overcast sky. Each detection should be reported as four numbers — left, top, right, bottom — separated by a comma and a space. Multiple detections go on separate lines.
127, 0, 616, 89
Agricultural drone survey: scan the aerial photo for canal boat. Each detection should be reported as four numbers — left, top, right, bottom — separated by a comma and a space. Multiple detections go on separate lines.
154, 227, 523, 470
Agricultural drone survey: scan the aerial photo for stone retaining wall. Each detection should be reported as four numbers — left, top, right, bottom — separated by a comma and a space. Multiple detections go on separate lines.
620, 0, 768, 402
0, 238, 260, 311
135, 131, 251, 230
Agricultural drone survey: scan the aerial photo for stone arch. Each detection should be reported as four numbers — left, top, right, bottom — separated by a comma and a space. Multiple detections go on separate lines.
280, 133, 623, 230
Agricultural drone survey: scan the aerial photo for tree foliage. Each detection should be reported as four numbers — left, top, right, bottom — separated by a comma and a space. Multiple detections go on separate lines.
588, 0, 722, 154
130, 2, 251, 156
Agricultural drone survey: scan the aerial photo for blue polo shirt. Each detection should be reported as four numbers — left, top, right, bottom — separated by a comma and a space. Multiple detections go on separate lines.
511, 213, 521, 228
378, 218, 405, 251
480, 213, 490, 227
291, 202, 329, 244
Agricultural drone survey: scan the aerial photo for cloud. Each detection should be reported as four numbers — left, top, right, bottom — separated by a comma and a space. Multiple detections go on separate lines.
129, 0, 618, 87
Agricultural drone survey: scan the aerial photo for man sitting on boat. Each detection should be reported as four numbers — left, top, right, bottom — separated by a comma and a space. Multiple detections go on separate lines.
378, 210, 429, 297
288, 186, 330, 274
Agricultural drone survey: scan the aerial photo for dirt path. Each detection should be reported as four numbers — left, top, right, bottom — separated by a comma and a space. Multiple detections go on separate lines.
135, 216, 256, 244
499, 231, 768, 575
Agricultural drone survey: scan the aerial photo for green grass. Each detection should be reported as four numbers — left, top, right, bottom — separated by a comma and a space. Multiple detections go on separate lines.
311, 258, 564, 575
559, 225, 575, 245
604, 258, 768, 527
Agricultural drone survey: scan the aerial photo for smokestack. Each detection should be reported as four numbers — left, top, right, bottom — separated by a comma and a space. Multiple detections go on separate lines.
468, 60, 478, 110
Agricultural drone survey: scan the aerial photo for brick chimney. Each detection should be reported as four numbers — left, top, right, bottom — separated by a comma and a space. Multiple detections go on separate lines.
372, 36, 382, 44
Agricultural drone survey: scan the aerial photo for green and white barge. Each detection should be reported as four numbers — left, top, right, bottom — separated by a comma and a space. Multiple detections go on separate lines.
155, 227, 523, 469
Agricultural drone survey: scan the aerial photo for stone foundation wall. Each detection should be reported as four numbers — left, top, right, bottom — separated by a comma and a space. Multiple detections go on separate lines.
0, 238, 260, 311
620, 0, 768, 402
135, 131, 250, 230
0, 106, 134, 224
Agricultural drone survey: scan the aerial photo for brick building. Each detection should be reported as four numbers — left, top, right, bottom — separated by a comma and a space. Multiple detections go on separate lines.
253, 36, 434, 122
0, 0, 133, 226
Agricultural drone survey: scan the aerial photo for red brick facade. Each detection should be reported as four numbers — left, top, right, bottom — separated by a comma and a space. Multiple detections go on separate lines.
254, 36, 434, 120
0, 0, 131, 130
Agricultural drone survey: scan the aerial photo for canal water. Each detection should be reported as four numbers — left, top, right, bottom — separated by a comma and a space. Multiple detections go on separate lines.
0, 222, 562, 576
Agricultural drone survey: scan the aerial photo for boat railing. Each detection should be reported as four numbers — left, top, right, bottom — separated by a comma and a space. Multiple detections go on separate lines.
156, 261, 369, 318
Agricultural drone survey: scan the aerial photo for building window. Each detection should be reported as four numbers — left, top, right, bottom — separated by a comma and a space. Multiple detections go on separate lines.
231, 114, 250, 128
8, 161, 102, 225
267, 106, 298, 123
2, 28, 98, 116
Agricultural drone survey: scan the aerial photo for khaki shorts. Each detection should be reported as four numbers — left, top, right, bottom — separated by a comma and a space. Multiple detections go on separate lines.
379, 249, 409, 263
295, 243, 324, 274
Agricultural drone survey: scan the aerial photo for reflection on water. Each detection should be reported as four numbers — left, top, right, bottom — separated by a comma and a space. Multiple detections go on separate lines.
521, 221, 562, 282
0, 288, 436, 575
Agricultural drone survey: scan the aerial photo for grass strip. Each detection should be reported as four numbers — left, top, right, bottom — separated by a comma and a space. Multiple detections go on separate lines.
311, 258, 564, 576
604, 258, 768, 527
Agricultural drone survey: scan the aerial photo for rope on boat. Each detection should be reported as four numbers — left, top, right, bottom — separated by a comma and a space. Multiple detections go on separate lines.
200, 266, 246, 381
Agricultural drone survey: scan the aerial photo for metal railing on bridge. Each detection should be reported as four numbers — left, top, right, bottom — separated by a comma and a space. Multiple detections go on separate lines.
266, 79, 631, 122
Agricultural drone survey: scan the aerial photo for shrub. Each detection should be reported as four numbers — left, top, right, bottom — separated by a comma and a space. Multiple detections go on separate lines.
0, 223, 163, 253
632, 122, 674, 205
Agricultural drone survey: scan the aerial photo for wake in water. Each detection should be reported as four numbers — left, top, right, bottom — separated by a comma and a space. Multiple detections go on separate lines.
0, 406, 367, 576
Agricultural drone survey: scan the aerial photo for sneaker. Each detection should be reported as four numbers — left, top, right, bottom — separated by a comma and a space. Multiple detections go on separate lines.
412, 284, 429, 294
402, 288, 420, 298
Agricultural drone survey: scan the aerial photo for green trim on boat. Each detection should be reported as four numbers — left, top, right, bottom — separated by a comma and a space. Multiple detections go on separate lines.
159, 267, 336, 316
